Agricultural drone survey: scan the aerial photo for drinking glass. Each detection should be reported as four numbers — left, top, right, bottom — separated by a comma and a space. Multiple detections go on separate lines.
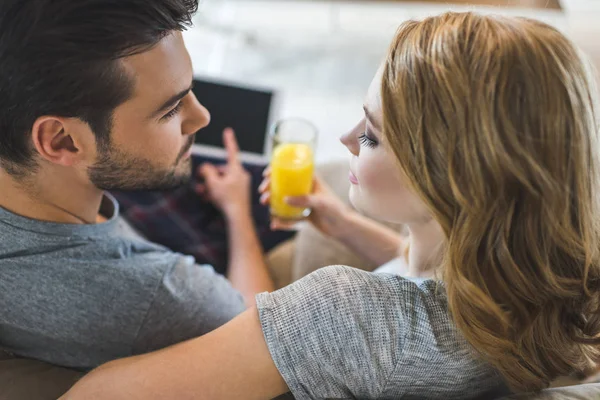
269, 119, 318, 222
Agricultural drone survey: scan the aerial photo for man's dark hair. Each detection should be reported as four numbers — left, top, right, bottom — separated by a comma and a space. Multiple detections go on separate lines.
0, 0, 199, 176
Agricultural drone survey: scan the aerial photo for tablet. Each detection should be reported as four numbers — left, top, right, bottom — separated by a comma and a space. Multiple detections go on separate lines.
190, 77, 278, 164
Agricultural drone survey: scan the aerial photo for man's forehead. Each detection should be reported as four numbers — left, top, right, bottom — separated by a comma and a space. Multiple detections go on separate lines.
120, 32, 192, 98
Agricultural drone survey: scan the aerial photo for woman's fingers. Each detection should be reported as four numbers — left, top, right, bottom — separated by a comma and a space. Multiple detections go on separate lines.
270, 218, 297, 231
260, 192, 270, 206
258, 177, 271, 194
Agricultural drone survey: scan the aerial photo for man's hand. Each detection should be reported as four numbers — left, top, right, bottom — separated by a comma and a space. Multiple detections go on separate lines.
258, 170, 352, 239
196, 128, 251, 219
197, 128, 275, 304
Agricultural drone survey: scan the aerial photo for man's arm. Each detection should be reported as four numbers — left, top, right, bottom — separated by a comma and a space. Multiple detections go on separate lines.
197, 128, 274, 306
61, 308, 288, 400
224, 209, 274, 307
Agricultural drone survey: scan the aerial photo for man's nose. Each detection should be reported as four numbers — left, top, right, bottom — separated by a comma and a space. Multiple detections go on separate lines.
182, 93, 211, 136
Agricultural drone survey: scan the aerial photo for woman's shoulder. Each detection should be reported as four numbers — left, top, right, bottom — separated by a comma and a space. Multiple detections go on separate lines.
255, 265, 498, 399
259, 264, 452, 341
299, 264, 445, 303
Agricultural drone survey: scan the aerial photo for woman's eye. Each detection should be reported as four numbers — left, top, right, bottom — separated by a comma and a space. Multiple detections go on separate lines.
358, 131, 378, 148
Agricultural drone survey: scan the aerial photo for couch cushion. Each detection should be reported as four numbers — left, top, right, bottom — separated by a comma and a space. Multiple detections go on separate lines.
499, 383, 600, 399
0, 350, 84, 400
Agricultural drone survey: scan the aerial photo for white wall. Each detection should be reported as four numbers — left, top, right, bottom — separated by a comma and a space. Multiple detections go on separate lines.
186, 1, 595, 163
562, 1, 600, 77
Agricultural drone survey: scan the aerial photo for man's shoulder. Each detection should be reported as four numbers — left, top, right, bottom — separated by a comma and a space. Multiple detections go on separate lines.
0, 215, 187, 285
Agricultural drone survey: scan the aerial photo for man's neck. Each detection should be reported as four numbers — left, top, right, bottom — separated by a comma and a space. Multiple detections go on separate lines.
0, 167, 105, 225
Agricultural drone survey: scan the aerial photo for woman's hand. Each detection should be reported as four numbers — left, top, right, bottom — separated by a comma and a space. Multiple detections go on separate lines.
258, 169, 352, 238
196, 128, 251, 219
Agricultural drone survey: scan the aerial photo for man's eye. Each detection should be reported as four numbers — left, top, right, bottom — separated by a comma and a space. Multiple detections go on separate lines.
162, 102, 183, 121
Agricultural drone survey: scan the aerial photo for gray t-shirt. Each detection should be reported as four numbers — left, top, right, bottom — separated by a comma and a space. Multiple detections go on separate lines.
0, 194, 245, 370
256, 265, 510, 399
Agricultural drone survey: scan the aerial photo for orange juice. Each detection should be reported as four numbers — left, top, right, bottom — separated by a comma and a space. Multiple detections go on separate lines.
270, 143, 314, 220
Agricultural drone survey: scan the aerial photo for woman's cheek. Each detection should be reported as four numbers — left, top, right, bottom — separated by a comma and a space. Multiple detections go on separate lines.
356, 152, 387, 202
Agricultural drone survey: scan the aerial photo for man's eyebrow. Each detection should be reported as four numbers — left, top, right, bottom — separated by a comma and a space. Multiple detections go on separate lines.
151, 81, 194, 119
363, 105, 382, 132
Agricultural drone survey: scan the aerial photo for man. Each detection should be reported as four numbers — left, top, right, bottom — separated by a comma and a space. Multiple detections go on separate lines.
0, 0, 274, 370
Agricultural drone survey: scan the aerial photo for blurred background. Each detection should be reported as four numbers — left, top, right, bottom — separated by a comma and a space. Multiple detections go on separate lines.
183, 0, 600, 164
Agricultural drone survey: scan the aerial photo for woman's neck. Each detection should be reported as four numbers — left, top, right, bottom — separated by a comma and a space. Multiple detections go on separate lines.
404, 219, 445, 279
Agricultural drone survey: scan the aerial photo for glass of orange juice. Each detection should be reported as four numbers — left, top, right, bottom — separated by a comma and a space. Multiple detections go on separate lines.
269, 119, 318, 223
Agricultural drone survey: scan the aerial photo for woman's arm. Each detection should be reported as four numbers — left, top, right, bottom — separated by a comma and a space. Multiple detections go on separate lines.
264, 175, 405, 266
64, 266, 403, 400
61, 308, 288, 400
333, 210, 405, 266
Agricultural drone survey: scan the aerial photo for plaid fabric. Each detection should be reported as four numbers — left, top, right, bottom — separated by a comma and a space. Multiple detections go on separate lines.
111, 155, 295, 276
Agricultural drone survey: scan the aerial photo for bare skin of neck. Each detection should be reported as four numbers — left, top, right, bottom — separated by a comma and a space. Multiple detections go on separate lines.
404, 218, 445, 279
0, 166, 106, 225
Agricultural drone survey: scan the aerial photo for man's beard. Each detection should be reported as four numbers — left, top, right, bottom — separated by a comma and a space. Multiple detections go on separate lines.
88, 137, 194, 192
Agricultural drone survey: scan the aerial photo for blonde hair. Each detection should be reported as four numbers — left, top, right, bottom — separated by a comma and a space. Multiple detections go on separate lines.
382, 12, 600, 392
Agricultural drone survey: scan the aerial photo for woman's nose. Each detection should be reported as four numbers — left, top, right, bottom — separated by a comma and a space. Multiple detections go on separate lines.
340, 119, 364, 157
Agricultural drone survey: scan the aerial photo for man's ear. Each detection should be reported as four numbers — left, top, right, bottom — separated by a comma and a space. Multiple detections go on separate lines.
31, 116, 90, 167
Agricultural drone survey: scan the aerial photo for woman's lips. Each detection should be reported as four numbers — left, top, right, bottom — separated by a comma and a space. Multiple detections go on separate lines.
349, 171, 359, 185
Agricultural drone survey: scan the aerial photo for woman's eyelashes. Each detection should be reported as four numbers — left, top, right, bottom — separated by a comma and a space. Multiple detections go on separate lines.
358, 128, 378, 148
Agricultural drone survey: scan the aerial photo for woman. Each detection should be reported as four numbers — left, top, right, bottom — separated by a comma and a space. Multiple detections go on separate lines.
63, 12, 600, 399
